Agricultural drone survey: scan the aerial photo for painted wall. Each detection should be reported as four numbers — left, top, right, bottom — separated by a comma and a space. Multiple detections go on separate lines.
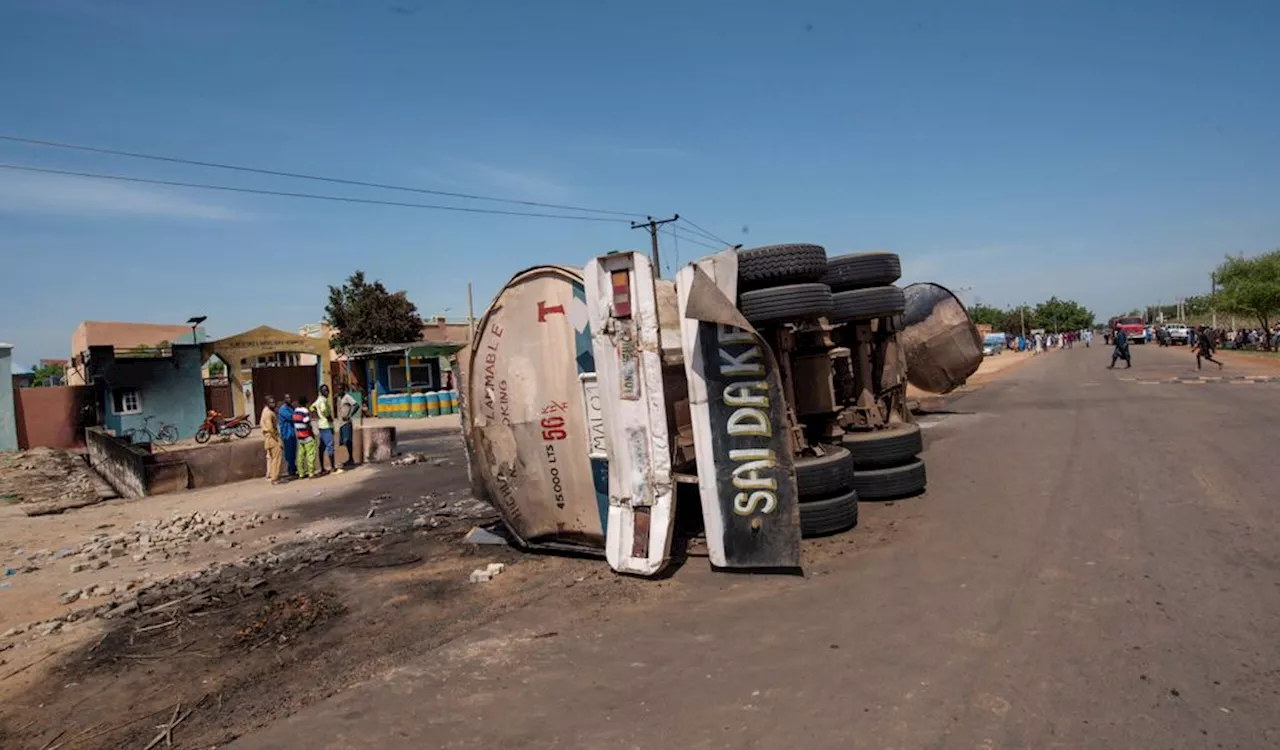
14, 385, 95, 449
0, 345, 16, 451
96, 345, 206, 440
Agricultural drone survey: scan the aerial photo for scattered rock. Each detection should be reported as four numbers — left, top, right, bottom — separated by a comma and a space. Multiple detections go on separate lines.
469, 562, 507, 583
69, 562, 90, 574
59, 589, 82, 605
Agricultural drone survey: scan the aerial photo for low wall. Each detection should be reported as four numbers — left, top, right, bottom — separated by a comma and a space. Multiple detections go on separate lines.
86, 427, 148, 498
170, 438, 265, 489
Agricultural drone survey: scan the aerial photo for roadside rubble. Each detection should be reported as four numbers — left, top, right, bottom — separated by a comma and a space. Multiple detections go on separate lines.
18, 509, 280, 573
2, 492, 504, 644
0, 448, 117, 516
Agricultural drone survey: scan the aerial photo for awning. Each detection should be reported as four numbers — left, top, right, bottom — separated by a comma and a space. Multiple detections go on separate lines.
342, 341, 468, 359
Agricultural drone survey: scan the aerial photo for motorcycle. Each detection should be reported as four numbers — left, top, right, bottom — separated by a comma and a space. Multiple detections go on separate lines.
194, 410, 253, 443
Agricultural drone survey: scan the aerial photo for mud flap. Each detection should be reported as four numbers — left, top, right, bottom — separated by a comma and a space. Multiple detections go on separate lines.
676, 251, 802, 569
584, 252, 675, 576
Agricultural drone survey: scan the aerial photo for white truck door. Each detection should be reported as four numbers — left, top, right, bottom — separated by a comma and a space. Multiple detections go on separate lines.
584, 252, 676, 576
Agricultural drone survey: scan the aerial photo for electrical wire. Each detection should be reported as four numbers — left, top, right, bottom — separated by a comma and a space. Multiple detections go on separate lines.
671, 228, 724, 252
0, 134, 647, 218
678, 215, 732, 246
0, 163, 630, 222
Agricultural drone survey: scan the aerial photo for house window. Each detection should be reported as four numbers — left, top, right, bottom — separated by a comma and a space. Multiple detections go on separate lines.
388, 363, 437, 391
111, 387, 142, 415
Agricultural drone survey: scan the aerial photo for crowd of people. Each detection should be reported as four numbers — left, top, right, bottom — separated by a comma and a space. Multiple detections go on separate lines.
1004, 330, 1092, 353
257, 383, 360, 484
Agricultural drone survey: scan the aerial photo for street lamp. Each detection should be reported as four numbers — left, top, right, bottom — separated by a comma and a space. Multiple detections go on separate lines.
186, 316, 207, 346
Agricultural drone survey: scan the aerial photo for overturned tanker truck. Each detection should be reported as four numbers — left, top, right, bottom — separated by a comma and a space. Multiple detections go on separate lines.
461, 245, 981, 576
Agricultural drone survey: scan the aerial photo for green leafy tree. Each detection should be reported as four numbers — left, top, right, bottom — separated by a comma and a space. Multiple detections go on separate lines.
1032, 297, 1095, 332
325, 271, 423, 352
966, 303, 1006, 329
997, 305, 1034, 336
207, 360, 227, 377
30, 362, 64, 387
1214, 250, 1280, 347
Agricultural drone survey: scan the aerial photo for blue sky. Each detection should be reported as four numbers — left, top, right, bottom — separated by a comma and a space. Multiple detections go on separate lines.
2, 0, 1278, 362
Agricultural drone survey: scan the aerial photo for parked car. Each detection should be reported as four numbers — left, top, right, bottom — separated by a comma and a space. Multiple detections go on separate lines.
982, 333, 1006, 356
1165, 323, 1190, 345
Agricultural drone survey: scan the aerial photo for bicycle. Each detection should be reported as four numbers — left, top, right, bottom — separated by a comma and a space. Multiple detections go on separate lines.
124, 415, 180, 446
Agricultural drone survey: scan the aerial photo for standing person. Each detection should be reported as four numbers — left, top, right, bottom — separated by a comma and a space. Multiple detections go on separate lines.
312, 384, 335, 475
277, 393, 297, 478
1194, 325, 1224, 370
336, 384, 358, 472
260, 395, 284, 484
1108, 326, 1132, 369
293, 395, 317, 479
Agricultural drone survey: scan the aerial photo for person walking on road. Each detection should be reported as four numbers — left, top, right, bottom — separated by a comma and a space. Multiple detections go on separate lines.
293, 395, 318, 479
1194, 326, 1224, 370
1108, 327, 1132, 369
277, 393, 297, 477
336, 384, 358, 472
260, 395, 284, 484
312, 385, 335, 475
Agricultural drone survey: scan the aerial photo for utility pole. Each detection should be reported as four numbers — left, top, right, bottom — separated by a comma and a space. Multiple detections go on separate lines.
1020, 304, 1026, 338
1210, 272, 1218, 329
467, 282, 476, 340
630, 214, 679, 276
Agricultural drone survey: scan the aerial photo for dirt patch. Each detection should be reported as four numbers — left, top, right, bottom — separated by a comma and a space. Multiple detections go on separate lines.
0, 448, 116, 516
0, 523, 610, 750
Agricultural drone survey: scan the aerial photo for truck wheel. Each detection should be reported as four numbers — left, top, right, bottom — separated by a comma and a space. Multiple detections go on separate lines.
795, 445, 854, 498
739, 283, 833, 325
852, 459, 927, 500
830, 286, 906, 322
822, 252, 901, 291
841, 423, 922, 469
800, 489, 859, 537
737, 244, 828, 290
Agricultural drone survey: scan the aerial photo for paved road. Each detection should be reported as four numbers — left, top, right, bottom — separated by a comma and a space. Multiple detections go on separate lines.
235, 344, 1280, 750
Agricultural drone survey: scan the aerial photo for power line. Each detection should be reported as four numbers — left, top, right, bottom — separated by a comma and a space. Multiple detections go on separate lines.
0, 163, 630, 222
0, 134, 647, 218
678, 215, 732, 246
671, 228, 724, 252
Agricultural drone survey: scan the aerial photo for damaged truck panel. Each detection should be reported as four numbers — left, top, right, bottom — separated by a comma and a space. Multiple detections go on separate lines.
899, 282, 983, 395
584, 252, 676, 576
465, 265, 609, 551
677, 251, 802, 569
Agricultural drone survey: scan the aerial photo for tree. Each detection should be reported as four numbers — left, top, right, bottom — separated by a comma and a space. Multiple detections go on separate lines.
1214, 250, 1280, 347
1032, 297, 1094, 333
30, 362, 64, 387
207, 359, 227, 377
966, 303, 1006, 329
325, 271, 423, 352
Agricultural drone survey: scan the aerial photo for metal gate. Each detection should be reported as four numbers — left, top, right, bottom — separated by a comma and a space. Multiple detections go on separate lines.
203, 378, 234, 417
250, 366, 319, 419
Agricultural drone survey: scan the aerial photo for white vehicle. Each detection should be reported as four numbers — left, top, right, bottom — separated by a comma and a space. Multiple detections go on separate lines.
463, 245, 980, 576
1165, 323, 1190, 345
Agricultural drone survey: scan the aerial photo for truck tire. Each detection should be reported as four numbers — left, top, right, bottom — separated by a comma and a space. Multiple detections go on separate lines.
830, 286, 906, 322
795, 445, 854, 498
800, 489, 859, 537
852, 459, 927, 500
737, 244, 828, 290
822, 252, 901, 291
841, 423, 922, 469
739, 283, 832, 325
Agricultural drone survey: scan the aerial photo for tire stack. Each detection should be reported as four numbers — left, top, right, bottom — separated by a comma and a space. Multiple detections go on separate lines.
735, 244, 858, 537
824, 252, 928, 500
